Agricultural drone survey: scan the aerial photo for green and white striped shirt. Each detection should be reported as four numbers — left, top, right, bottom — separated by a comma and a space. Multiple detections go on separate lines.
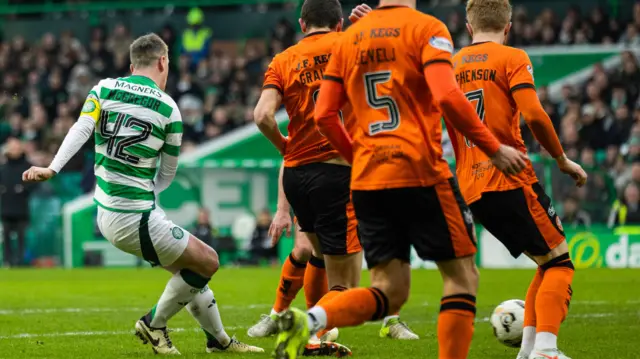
85, 75, 182, 213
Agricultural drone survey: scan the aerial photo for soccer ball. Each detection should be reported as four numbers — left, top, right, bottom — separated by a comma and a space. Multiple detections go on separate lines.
490, 299, 525, 348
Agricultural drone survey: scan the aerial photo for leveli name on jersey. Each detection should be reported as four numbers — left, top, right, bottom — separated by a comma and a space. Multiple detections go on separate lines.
86, 76, 183, 213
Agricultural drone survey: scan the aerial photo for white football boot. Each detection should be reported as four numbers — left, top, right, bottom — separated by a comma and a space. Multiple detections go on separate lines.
135, 318, 180, 355
380, 318, 420, 340
206, 335, 264, 353
309, 327, 340, 343
247, 314, 279, 337
529, 348, 572, 359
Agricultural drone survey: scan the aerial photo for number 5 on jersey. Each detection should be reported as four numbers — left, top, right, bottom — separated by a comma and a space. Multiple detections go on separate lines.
365, 71, 400, 136
463, 89, 485, 148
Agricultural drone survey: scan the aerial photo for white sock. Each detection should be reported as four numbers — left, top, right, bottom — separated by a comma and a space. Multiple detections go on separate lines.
149, 270, 209, 328
270, 308, 279, 316
186, 285, 231, 346
382, 315, 399, 326
534, 331, 558, 350
307, 306, 327, 335
519, 326, 536, 355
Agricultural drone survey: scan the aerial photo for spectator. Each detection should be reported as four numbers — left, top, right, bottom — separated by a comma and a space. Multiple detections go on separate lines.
562, 195, 592, 228
0, 138, 34, 266
191, 207, 217, 249
249, 209, 278, 265
608, 182, 640, 227
181, 8, 212, 71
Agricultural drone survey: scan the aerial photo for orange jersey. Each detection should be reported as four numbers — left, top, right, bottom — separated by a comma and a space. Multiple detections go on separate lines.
323, 6, 455, 190
263, 31, 352, 167
449, 42, 538, 204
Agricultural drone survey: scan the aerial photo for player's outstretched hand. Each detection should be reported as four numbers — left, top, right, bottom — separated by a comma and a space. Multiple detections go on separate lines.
491, 145, 529, 176
556, 154, 588, 187
22, 166, 55, 182
269, 209, 292, 247
349, 3, 372, 24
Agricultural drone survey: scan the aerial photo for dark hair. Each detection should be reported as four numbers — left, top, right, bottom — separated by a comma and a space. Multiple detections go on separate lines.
300, 0, 343, 29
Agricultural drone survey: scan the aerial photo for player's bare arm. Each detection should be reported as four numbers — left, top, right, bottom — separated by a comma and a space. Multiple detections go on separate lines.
269, 163, 293, 245
254, 88, 287, 155
424, 62, 528, 175
512, 88, 587, 187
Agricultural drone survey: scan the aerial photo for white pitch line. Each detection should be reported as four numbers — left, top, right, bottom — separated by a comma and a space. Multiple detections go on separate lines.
3, 300, 636, 316
0, 313, 628, 340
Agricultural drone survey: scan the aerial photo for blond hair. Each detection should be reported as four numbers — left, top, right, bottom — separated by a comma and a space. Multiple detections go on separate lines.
466, 0, 512, 33
129, 33, 168, 68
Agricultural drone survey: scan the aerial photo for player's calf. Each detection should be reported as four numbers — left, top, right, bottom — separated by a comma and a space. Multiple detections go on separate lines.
436, 256, 478, 359
530, 244, 575, 356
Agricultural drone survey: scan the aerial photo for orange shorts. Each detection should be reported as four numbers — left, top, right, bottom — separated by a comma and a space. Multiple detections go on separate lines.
470, 182, 565, 257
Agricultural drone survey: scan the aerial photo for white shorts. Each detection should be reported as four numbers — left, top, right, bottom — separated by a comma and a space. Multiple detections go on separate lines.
97, 206, 190, 267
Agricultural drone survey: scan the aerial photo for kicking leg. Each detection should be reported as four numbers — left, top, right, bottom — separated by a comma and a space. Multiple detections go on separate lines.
185, 283, 264, 353
136, 232, 218, 355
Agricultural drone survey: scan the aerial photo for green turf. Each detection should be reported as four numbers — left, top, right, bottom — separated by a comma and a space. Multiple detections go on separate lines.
0, 268, 638, 358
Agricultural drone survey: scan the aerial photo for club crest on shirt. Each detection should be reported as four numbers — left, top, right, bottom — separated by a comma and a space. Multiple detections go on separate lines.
527, 64, 534, 80
172, 227, 184, 240
81, 100, 96, 113
429, 36, 453, 54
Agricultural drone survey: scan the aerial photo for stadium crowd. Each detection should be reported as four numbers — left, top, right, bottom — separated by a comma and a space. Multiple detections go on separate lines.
1, 2, 639, 241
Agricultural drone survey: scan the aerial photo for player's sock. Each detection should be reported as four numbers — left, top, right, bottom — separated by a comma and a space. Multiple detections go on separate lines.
304, 255, 328, 309
273, 253, 307, 313
309, 287, 388, 334
311, 285, 348, 337
186, 285, 231, 346
521, 268, 543, 355
534, 254, 574, 350
437, 294, 476, 359
147, 269, 210, 328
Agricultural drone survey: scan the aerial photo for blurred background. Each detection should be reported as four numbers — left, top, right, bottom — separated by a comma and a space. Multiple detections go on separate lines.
0, 0, 638, 269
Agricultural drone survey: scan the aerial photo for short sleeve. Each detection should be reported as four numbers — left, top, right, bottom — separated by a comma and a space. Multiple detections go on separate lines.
262, 56, 285, 94
507, 49, 536, 92
420, 20, 454, 68
79, 85, 102, 123
323, 37, 345, 84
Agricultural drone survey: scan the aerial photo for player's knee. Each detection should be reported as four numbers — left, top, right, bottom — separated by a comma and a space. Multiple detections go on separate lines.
199, 246, 220, 278
441, 258, 479, 296
292, 242, 312, 262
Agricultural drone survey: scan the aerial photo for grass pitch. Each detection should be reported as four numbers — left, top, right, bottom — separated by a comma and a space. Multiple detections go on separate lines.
0, 268, 638, 359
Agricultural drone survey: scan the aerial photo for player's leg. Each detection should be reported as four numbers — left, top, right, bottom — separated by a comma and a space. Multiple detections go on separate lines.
306, 170, 365, 341
470, 189, 540, 359
143, 207, 262, 354
472, 184, 573, 359
274, 226, 313, 314
96, 208, 197, 354
414, 180, 478, 359
304, 248, 328, 309
273, 189, 410, 359
248, 224, 313, 338
180, 272, 264, 353
523, 184, 574, 359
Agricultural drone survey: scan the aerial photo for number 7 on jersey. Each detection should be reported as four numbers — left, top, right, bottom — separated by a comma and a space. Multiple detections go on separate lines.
463, 89, 485, 148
